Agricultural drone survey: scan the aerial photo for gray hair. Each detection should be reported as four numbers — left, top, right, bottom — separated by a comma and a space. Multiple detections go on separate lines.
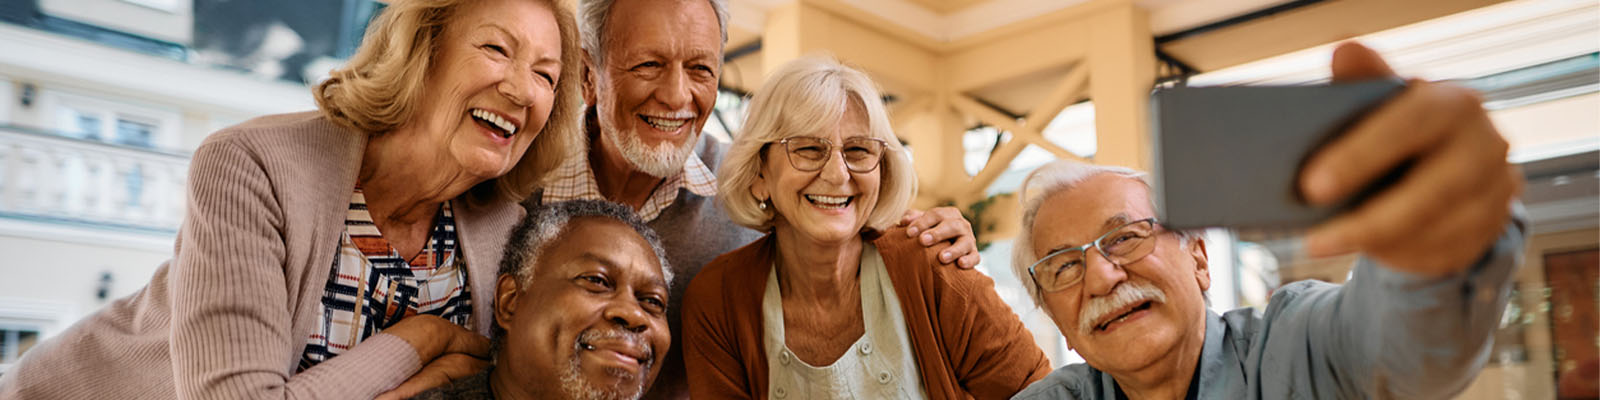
499, 199, 673, 286
579, 0, 730, 66
1010, 159, 1199, 315
717, 56, 915, 232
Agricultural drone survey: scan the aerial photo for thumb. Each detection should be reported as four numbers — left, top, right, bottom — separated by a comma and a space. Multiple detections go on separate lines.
1330, 41, 1397, 83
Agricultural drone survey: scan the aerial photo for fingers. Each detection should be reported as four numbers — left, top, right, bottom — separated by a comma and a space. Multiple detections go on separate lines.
1304, 113, 1517, 276
386, 315, 490, 361
940, 233, 979, 268
957, 252, 981, 270
898, 209, 926, 230
446, 326, 492, 359
1330, 42, 1397, 82
914, 207, 972, 245
376, 353, 490, 400
1368, 177, 1512, 276
1301, 81, 1484, 205
900, 209, 938, 238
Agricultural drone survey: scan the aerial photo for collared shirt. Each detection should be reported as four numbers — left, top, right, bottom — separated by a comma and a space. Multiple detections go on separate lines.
541, 149, 718, 221
1013, 220, 1525, 400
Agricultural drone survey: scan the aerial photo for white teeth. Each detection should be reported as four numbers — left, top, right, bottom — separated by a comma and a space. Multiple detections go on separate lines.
642, 115, 688, 131
471, 109, 519, 137
804, 195, 851, 209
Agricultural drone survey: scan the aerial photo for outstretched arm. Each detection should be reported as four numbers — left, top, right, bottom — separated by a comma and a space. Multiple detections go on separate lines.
1265, 41, 1527, 399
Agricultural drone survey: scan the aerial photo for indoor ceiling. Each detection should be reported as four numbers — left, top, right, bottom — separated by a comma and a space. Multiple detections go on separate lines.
903, 0, 992, 14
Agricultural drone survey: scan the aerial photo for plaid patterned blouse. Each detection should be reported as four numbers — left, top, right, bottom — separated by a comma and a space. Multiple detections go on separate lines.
298, 187, 472, 371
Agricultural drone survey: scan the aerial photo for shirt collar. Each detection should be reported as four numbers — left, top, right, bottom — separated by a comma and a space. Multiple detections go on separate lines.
541, 144, 719, 220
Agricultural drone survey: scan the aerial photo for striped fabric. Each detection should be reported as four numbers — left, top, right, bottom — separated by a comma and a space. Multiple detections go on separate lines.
298, 187, 473, 371
541, 148, 718, 221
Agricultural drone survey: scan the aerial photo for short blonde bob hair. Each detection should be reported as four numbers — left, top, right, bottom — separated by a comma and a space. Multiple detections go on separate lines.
718, 56, 915, 232
313, 0, 584, 200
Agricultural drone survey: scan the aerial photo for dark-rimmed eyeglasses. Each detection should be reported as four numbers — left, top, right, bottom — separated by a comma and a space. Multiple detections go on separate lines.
775, 136, 887, 173
1028, 218, 1160, 292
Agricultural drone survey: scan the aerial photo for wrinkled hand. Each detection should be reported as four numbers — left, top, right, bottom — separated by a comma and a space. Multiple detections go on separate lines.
375, 353, 489, 400
382, 314, 491, 363
899, 207, 980, 269
1299, 42, 1522, 278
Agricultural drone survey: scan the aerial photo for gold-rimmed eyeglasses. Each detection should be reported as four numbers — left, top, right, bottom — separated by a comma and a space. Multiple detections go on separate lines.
776, 136, 887, 173
1028, 218, 1160, 293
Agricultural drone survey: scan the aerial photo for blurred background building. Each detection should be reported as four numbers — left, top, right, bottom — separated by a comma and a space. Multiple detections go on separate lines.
0, 0, 1594, 397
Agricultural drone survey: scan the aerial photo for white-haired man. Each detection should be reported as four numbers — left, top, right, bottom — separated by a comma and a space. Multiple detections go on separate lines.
1010, 43, 1525, 400
543, 1, 983, 398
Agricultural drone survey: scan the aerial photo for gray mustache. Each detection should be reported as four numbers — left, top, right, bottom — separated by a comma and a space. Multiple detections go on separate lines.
578, 328, 655, 364
1078, 279, 1168, 334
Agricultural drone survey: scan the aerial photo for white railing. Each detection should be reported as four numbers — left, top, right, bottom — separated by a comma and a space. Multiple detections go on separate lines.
0, 124, 187, 233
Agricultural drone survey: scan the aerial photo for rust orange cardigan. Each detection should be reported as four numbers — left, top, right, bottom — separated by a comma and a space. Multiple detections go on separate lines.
681, 228, 1052, 399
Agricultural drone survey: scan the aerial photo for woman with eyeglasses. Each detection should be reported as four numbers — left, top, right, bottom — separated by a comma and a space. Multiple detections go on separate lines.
680, 56, 1051, 399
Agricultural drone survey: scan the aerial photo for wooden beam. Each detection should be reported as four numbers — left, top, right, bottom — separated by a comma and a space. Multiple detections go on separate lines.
967, 138, 1027, 195
942, 22, 1089, 92
1027, 63, 1089, 123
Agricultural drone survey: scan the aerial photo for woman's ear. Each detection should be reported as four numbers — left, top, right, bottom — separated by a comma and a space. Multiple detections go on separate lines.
750, 167, 770, 204
494, 274, 522, 332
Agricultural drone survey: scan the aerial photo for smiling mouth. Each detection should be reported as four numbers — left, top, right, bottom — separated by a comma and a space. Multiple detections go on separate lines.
638, 114, 691, 132
578, 340, 652, 367
805, 194, 853, 210
470, 108, 519, 138
1094, 300, 1155, 332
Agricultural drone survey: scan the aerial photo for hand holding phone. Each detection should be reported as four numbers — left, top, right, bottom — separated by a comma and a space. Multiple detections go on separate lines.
1151, 78, 1406, 230
1154, 42, 1521, 278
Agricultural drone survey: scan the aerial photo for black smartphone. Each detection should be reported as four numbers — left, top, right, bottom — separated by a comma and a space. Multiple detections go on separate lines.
1150, 79, 1408, 230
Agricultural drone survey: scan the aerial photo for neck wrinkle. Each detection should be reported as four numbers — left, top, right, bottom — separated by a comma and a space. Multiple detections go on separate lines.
361, 129, 468, 225
771, 227, 864, 305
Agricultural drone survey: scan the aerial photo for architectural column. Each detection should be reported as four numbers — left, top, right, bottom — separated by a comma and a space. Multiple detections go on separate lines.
1087, 1, 1156, 170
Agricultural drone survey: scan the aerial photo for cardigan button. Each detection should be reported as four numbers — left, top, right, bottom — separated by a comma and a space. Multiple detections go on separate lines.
779, 350, 792, 365
877, 371, 893, 384
860, 342, 873, 355
775, 387, 788, 398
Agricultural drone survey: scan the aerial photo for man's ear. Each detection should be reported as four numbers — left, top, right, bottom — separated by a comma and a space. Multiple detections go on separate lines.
581, 50, 598, 106
1188, 236, 1211, 291
494, 274, 522, 331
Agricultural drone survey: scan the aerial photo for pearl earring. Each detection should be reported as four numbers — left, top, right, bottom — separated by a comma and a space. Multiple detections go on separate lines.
759, 201, 768, 210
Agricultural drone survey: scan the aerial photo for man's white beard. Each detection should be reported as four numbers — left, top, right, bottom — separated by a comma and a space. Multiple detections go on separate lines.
558, 356, 647, 400
606, 124, 697, 179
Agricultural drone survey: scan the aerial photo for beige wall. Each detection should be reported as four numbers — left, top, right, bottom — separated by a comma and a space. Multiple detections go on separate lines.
0, 226, 168, 336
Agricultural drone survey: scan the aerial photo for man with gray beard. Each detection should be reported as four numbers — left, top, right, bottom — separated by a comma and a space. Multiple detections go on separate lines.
409, 200, 674, 400
545, 0, 983, 397
1008, 44, 1526, 400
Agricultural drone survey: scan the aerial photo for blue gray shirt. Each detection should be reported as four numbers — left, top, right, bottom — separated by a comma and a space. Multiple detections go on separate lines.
1013, 220, 1525, 400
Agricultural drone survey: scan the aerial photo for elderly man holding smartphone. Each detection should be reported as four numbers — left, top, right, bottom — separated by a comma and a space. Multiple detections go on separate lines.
1010, 43, 1525, 400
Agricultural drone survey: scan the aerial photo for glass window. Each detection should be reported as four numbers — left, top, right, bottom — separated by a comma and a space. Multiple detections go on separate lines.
115, 118, 157, 148
58, 108, 105, 141
0, 327, 41, 365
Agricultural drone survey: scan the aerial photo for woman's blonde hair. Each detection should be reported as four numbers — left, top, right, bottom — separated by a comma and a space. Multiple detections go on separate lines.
313, 0, 583, 200
718, 56, 915, 232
